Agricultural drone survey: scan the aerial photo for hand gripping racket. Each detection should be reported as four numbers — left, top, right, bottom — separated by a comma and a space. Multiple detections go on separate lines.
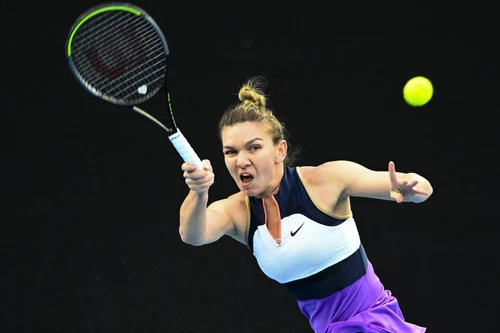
65, 3, 203, 170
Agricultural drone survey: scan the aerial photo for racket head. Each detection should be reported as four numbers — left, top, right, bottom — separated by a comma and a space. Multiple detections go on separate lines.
65, 3, 169, 106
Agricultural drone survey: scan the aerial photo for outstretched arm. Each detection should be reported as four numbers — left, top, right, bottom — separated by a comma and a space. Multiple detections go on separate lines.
328, 160, 433, 203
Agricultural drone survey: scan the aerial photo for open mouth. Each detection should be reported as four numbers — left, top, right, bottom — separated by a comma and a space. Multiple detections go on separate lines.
240, 173, 254, 186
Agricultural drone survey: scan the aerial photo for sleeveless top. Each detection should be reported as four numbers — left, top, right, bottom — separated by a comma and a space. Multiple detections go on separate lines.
246, 166, 368, 301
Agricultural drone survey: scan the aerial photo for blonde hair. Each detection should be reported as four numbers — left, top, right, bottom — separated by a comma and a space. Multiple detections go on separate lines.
218, 76, 298, 165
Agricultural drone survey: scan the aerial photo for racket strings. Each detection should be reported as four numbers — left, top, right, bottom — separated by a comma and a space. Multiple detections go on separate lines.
76, 17, 156, 80
70, 10, 167, 104
103, 39, 166, 94
116, 60, 165, 99
73, 12, 163, 80
72, 12, 136, 76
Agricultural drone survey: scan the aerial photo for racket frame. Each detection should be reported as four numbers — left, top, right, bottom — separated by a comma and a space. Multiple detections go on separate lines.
65, 3, 203, 170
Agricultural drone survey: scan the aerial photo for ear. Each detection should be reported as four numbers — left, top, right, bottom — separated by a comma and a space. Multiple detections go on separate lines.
275, 140, 288, 163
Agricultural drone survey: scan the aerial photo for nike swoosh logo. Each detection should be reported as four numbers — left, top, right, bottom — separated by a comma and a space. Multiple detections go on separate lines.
290, 223, 305, 237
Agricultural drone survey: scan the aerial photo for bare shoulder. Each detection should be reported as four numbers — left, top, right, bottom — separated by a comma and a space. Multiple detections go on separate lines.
297, 161, 349, 185
209, 191, 249, 246
225, 191, 249, 219
296, 162, 353, 217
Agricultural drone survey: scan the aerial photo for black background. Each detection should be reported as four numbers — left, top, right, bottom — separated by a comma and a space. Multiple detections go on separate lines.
7, 1, 494, 332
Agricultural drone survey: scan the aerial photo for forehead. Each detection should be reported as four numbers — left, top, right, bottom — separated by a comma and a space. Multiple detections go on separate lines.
221, 122, 271, 146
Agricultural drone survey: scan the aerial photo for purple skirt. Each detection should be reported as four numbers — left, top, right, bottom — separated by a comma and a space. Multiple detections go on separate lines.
297, 262, 426, 333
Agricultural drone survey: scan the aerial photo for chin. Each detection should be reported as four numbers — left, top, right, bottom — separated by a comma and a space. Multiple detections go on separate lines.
241, 187, 260, 197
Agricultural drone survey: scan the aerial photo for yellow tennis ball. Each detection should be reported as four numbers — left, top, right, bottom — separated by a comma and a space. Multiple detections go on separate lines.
403, 76, 433, 107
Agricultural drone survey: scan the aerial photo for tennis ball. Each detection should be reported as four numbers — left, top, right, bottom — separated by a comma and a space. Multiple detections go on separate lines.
403, 76, 433, 107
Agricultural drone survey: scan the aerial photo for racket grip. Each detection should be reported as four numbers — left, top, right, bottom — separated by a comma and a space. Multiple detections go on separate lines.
168, 129, 203, 170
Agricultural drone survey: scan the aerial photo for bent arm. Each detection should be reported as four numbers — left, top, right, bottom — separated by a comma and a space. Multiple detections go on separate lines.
179, 191, 236, 246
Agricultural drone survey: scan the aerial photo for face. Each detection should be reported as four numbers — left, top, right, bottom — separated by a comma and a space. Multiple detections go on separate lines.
221, 121, 287, 197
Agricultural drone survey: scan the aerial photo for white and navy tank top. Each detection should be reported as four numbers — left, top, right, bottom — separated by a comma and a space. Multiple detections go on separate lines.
246, 166, 368, 301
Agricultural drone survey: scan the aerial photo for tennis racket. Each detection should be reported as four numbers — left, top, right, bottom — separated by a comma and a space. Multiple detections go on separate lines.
65, 2, 203, 170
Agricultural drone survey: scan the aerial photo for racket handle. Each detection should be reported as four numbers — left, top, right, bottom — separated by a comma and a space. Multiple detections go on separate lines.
168, 129, 203, 170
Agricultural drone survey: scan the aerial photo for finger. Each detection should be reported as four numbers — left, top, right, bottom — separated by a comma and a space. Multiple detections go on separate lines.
412, 187, 429, 196
202, 159, 213, 173
186, 170, 214, 181
183, 169, 210, 180
388, 161, 398, 183
181, 163, 198, 172
390, 192, 404, 203
407, 179, 419, 187
185, 172, 215, 187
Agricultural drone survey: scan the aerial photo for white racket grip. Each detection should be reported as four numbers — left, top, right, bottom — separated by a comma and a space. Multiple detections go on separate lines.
168, 129, 203, 170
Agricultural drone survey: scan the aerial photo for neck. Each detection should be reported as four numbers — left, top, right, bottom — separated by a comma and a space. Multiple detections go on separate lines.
257, 164, 285, 198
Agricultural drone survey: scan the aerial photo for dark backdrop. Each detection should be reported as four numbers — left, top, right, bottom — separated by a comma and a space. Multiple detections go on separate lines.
7, 1, 493, 332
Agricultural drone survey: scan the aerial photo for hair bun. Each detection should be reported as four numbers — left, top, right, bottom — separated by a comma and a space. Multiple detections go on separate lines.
238, 78, 267, 108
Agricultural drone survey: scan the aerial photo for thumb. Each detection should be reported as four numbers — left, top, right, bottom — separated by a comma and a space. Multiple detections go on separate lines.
202, 159, 212, 171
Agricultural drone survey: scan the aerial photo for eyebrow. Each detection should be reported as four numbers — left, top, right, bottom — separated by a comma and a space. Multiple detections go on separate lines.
223, 137, 264, 150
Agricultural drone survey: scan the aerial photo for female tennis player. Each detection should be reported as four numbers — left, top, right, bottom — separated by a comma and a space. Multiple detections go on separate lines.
178, 77, 432, 333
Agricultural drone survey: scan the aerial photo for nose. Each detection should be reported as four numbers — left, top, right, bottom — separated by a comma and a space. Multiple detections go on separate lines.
236, 152, 251, 168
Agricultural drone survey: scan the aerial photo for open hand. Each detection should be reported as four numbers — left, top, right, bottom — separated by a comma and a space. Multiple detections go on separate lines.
389, 161, 430, 203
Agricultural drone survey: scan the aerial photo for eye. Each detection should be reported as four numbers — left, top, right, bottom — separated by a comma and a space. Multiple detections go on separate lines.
249, 145, 261, 152
224, 149, 236, 156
